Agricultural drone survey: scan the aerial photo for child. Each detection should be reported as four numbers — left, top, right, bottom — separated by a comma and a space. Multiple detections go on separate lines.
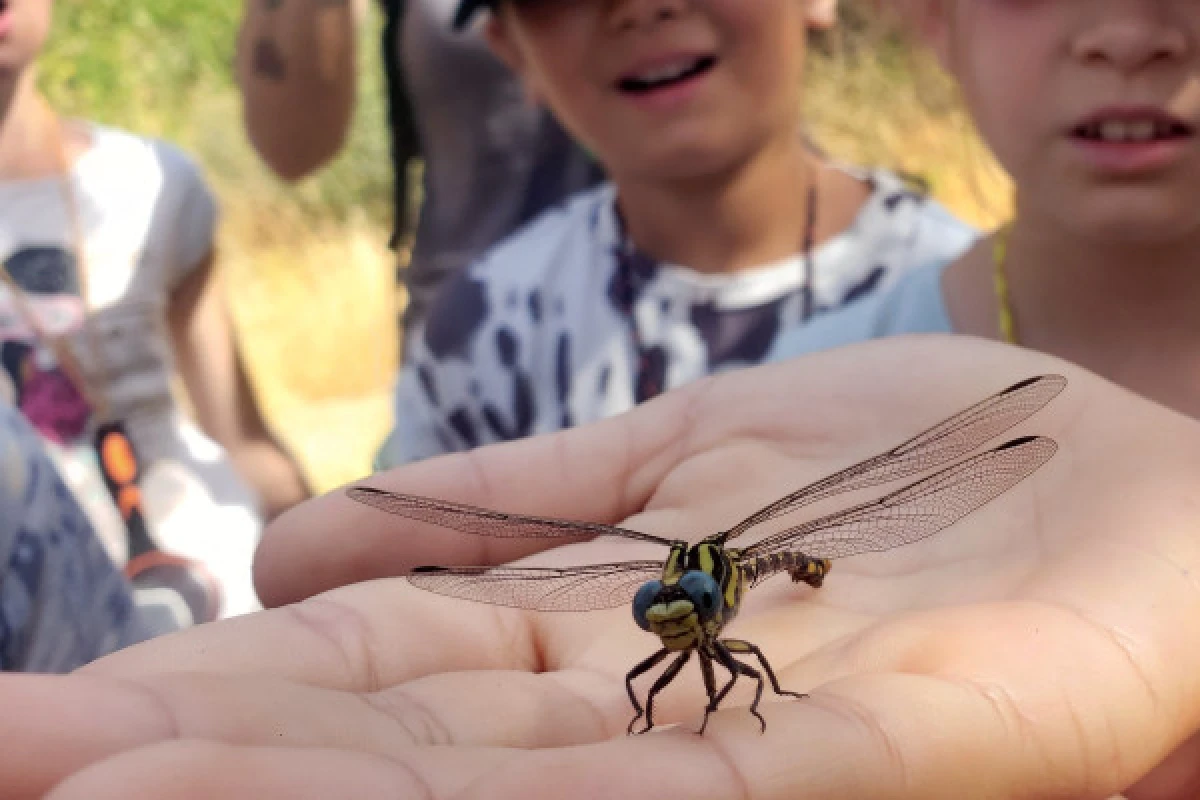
379, 0, 976, 466
770, 0, 1200, 425
0, 0, 309, 619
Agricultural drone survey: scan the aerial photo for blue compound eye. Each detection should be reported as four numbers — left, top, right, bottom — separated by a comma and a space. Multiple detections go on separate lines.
632, 580, 663, 631
680, 571, 721, 619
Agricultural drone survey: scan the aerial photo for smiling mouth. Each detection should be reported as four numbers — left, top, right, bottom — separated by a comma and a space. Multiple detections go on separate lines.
1071, 115, 1194, 143
617, 56, 718, 94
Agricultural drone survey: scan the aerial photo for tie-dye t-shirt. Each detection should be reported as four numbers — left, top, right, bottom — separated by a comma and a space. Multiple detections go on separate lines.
380, 168, 977, 467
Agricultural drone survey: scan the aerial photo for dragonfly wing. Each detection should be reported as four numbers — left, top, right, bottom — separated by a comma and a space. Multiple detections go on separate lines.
348, 487, 674, 547
407, 561, 666, 612
723, 375, 1066, 541
742, 435, 1057, 561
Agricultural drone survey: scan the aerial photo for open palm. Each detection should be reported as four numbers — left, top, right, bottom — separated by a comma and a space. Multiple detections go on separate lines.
4, 336, 1199, 799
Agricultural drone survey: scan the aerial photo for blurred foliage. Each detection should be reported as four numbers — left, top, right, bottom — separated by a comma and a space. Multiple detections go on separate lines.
39, 0, 394, 227
39, 0, 240, 131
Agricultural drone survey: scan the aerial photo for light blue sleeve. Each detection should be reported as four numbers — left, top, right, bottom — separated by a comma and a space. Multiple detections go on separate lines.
768, 260, 955, 362
0, 405, 149, 672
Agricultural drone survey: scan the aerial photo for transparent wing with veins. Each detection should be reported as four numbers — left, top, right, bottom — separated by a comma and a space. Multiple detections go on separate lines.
741, 435, 1057, 562
720, 374, 1065, 542
346, 487, 676, 547
406, 562, 666, 612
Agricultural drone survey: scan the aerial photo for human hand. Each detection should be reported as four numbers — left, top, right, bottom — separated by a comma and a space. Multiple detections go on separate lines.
5, 336, 1200, 798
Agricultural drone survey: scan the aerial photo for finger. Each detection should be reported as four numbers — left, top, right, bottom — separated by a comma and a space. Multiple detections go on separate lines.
47, 670, 1164, 800
83, 578, 544, 688
255, 384, 693, 607
28, 597, 1193, 799
1125, 730, 1200, 799
46, 739, 509, 800
2, 667, 620, 799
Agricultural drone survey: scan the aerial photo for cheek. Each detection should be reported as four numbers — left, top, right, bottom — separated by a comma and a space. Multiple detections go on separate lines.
17, 3, 55, 52
949, 10, 1059, 172
712, 0, 808, 106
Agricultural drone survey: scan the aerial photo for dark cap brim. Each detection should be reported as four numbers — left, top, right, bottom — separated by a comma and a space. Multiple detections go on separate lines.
452, 0, 490, 29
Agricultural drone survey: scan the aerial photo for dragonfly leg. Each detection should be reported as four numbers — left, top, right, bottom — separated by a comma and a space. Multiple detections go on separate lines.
705, 650, 742, 720
625, 648, 670, 735
636, 650, 692, 735
697, 651, 719, 735
712, 641, 766, 733
722, 638, 807, 701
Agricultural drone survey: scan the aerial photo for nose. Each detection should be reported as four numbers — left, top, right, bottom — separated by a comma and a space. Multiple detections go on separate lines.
607, 0, 689, 33
1072, 1, 1189, 74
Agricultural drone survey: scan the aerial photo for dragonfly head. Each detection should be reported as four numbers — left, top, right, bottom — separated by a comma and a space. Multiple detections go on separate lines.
633, 571, 722, 647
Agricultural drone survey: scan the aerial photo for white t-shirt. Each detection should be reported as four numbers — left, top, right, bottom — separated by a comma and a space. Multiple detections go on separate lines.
0, 124, 262, 617
380, 168, 978, 466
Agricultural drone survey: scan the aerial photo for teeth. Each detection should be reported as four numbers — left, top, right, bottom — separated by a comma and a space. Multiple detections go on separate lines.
1100, 120, 1127, 141
1086, 119, 1182, 142
1128, 120, 1155, 140
633, 61, 696, 84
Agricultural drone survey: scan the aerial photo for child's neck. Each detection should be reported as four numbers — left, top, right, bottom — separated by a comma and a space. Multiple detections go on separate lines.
1007, 218, 1200, 347
613, 137, 857, 275
948, 214, 1200, 417
0, 69, 67, 180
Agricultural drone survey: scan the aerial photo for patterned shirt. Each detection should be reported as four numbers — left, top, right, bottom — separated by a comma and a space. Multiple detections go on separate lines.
380, 168, 977, 466
0, 402, 148, 671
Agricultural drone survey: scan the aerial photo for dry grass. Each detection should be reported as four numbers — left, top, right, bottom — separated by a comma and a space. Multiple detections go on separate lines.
218, 204, 399, 494
805, 42, 1011, 228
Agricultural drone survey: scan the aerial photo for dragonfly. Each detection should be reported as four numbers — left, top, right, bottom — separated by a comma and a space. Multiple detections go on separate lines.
348, 374, 1065, 735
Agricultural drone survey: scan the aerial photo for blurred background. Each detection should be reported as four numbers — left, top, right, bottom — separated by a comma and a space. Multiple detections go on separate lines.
39, 0, 1010, 494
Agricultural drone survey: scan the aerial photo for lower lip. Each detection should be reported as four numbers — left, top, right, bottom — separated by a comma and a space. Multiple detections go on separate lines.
0, 10, 11, 39
620, 69, 712, 113
1069, 135, 1191, 175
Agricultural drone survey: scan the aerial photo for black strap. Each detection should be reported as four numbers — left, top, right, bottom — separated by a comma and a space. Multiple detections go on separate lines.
379, 0, 421, 249
92, 420, 155, 559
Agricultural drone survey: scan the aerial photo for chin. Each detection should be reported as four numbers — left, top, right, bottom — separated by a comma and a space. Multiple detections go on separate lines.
1063, 198, 1200, 247
623, 142, 765, 186
0, 51, 33, 76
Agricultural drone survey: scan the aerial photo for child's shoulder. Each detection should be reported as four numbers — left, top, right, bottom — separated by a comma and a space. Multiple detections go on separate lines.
850, 166, 979, 264
80, 124, 210, 194
768, 256, 955, 362
478, 182, 616, 277
425, 183, 616, 318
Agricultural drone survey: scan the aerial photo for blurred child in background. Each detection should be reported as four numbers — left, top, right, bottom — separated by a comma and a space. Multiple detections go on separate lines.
379, 0, 976, 466
0, 0, 309, 621
769, 0, 1200, 425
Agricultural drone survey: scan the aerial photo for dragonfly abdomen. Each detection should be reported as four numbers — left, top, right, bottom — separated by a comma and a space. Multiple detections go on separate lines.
743, 551, 831, 589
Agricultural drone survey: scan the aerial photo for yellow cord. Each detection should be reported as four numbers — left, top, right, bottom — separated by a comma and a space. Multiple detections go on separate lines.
991, 225, 1018, 345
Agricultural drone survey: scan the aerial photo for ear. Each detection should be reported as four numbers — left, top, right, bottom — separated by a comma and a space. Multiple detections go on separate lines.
804, 0, 838, 30
483, 14, 546, 106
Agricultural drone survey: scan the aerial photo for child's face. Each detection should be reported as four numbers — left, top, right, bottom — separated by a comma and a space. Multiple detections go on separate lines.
0, 0, 53, 80
487, 0, 833, 183
926, 0, 1200, 242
